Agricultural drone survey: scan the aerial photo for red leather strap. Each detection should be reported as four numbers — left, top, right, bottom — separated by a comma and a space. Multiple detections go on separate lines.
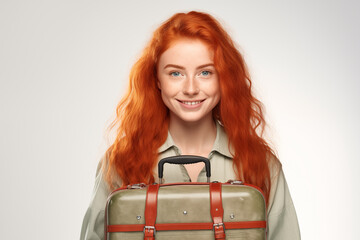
108, 220, 267, 232
210, 182, 226, 240
143, 227, 155, 240
144, 184, 160, 240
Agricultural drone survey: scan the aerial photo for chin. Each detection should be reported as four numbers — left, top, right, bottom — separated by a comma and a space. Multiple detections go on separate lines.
175, 115, 211, 125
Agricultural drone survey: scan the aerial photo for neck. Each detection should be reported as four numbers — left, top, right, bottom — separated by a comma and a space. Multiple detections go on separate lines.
168, 114, 217, 157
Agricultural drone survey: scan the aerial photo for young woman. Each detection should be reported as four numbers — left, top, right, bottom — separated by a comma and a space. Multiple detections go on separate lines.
80, 11, 300, 240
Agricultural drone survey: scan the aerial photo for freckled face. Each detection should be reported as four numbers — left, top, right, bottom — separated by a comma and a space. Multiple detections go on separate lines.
157, 39, 220, 125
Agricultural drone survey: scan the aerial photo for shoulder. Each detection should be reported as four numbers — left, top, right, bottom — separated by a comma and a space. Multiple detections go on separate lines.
267, 152, 282, 181
99, 151, 123, 192
266, 155, 301, 238
266, 153, 297, 218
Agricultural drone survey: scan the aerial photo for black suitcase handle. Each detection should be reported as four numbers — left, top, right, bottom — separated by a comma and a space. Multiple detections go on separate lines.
158, 155, 211, 183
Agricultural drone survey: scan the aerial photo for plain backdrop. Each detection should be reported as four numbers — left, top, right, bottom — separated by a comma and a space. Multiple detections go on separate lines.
1, 0, 359, 239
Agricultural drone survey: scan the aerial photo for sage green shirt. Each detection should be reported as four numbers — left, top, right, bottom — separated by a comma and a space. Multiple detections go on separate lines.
80, 122, 301, 240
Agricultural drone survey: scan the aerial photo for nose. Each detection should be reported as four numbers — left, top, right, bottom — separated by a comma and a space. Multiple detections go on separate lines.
183, 75, 199, 95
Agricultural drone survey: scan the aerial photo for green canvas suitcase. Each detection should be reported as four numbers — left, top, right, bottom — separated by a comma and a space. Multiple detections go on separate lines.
105, 156, 267, 240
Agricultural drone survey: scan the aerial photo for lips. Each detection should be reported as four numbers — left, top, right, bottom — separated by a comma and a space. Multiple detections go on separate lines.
177, 99, 205, 105
176, 99, 205, 109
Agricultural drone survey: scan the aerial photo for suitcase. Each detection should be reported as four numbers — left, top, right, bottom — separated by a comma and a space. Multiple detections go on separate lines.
105, 155, 267, 240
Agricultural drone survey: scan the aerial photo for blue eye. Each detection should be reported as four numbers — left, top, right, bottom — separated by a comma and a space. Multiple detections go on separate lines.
200, 71, 211, 76
170, 71, 181, 77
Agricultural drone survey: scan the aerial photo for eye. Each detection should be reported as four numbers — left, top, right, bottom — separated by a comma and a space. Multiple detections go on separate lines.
200, 70, 211, 76
170, 71, 181, 77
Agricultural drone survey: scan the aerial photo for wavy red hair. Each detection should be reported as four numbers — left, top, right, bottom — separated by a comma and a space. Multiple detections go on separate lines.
105, 11, 275, 203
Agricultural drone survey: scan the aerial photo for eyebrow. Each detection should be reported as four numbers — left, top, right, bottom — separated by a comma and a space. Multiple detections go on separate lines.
163, 63, 215, 70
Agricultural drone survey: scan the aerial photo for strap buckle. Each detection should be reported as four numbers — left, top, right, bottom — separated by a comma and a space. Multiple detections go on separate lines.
213, 222, 225, 230
143, 226, 156, 234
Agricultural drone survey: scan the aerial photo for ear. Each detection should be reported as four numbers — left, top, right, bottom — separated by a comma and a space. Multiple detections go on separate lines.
157, 79, 161, 90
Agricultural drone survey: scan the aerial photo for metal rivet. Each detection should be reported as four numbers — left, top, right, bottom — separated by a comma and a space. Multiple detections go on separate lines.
230, 214, 235, 219
136, 216, 141, 220
183, 211, 187, 215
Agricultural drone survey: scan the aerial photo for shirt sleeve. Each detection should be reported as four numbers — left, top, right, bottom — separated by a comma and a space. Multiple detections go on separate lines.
267, 167, 301, 240
80, 161, 110, 240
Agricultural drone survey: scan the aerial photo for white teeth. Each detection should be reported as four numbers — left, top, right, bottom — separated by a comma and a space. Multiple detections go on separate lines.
182, 101, 201, 105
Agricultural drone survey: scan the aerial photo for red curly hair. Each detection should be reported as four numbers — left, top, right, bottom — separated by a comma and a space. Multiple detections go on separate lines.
105, 11, 274, 203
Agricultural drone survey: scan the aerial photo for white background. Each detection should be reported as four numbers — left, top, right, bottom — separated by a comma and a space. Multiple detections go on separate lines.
1, 0, 359, 239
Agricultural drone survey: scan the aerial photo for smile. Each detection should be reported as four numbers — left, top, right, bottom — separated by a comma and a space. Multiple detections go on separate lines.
182, 101, 201, 105
178, 99, 205, 105
177, 99, 205, 108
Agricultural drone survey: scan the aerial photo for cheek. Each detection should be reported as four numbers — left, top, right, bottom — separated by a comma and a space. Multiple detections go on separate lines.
213, 92, 221, 106
209, 81, 221, 105
159, 79, 179, 97
159, 83, 172, 98
158, 80, 175, 106
205, 80, 221, 96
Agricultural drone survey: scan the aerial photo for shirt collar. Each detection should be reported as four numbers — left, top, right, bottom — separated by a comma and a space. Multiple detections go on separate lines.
158, 130, 178, 153
211, 121, 233, 158
158, 121, 233, 158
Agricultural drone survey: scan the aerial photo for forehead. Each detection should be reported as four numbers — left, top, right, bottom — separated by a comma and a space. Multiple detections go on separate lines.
158, 39, 214, 67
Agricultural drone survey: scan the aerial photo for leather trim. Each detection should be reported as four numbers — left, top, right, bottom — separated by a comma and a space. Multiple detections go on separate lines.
210, 182, 224, 224
107, 221, 267, 232
144, 184, 160, 240
210, 182, 225, 239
